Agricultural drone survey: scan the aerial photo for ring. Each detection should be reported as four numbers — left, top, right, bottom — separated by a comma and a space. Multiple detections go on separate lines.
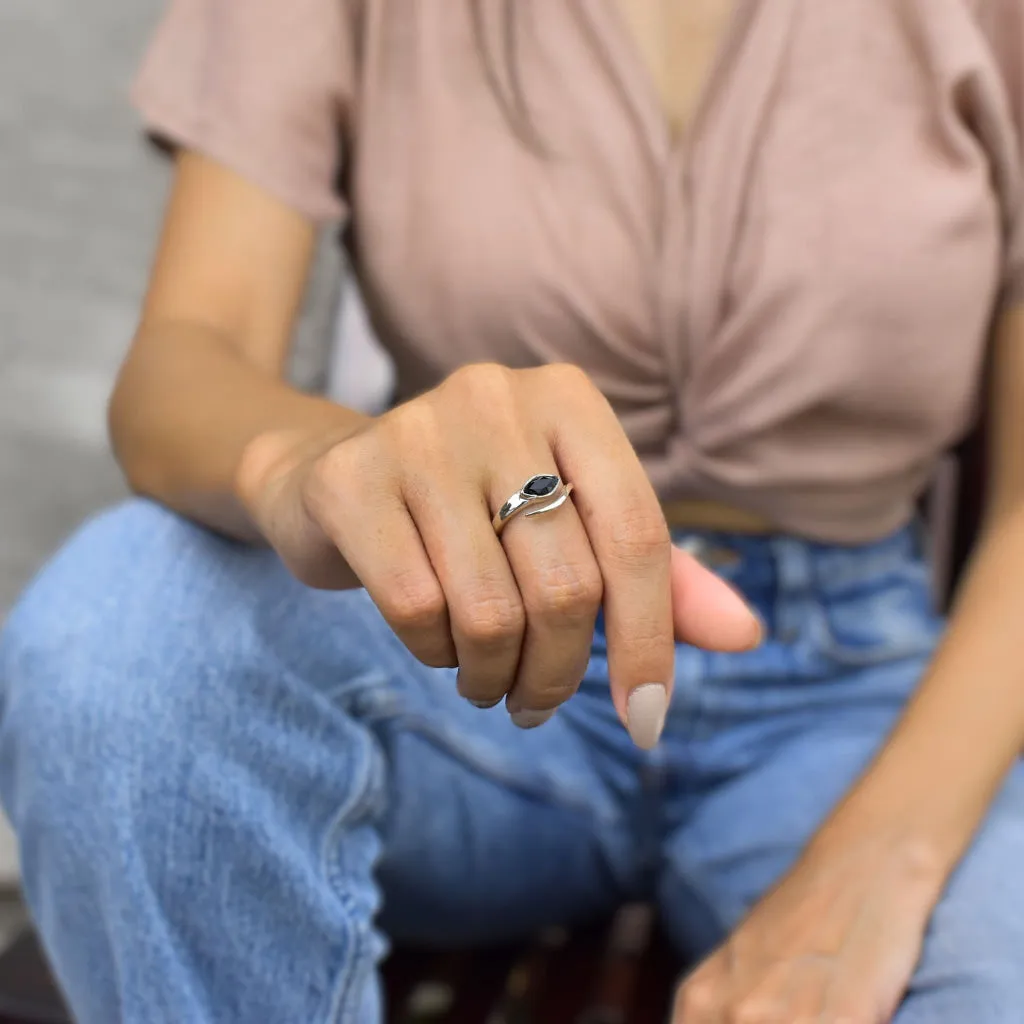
492, 474, 574, 536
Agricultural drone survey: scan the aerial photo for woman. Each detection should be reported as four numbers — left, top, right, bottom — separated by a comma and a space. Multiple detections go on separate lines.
4, 0, 1024, 1020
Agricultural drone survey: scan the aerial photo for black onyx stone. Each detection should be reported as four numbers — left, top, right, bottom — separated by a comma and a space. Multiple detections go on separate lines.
522, 474, 559, 498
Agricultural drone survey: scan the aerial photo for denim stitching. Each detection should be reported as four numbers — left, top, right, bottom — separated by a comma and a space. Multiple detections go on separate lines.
339, 600, 623, 827
659, 846, 743, 952
313, 687, 388, 1024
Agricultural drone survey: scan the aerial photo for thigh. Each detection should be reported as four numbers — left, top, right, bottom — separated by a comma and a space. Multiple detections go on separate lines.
659, 694, 1024, 1021
895, 765, 1024, 1023
0, 500, 628, 946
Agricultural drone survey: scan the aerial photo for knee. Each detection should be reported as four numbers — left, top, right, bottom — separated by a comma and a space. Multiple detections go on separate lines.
903, 809, 1024, 1022
3, 497, 244, 657
3, 498, 227, 682
0, 500, 257, 828
904, 956, 1024, 1023
0, 499, 381, 858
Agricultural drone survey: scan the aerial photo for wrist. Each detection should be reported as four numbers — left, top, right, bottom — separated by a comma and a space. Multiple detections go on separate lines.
234, 418, 371, 516
812, 814, 946, 888
805, 779, 953, 910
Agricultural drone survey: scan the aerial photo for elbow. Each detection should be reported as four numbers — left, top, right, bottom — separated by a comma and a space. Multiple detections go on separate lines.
105, 370, 129, 468
106, 358, 161, 499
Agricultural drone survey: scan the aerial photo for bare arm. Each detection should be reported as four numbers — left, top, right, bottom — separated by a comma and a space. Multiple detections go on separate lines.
116, 148, 758, 750
814, 306, 1024, 866
108, 150, 369, 542
671, 308, 1024, 1021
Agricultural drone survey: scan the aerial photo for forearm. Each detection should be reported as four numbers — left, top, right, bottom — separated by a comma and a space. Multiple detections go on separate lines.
108, 318, 370, 542
812, 503, 1024, 880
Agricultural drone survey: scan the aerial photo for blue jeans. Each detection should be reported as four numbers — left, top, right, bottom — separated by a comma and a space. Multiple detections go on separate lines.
1, 500, 1023, 1023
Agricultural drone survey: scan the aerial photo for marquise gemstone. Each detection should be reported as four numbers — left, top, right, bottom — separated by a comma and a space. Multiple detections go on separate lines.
522, 474, 560, 498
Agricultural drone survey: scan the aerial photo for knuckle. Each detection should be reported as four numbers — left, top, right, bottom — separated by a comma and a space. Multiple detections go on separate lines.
677, 977, 719, 1017
303, 444, 358, 525
309, 438, 359, 495
542, 362, 611, 415
307, 434, 381, 514
443, 363, 519, 429
379, 574, 448, 634
458, 589, 525, 649
525, 561, 603, 621
543, 361, 592, 392
447, 362, 514, 401
388, 400, 442, 452
605, 503, 671, 567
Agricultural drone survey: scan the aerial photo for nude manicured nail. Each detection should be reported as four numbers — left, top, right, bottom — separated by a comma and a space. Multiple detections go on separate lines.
627, 683, 668, 750
510, 708, 556, 730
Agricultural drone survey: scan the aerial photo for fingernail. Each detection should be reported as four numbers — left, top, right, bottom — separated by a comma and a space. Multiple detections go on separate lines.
719, 580, 765, 649
470, 697, 501, 709
510, 708, 557, 730
750, 610, 767, 648
627, 684, 668, 750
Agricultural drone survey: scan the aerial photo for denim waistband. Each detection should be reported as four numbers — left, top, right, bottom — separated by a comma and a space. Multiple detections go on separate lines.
669, 521, 929, 606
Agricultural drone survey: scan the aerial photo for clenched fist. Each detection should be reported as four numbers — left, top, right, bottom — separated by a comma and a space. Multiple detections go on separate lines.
238, 363, 760, 747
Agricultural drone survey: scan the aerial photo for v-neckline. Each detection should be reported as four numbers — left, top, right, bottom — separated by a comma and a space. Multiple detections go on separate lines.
588, 0, 752, 165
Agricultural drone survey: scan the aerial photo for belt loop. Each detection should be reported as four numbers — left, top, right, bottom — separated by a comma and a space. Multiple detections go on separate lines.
772, 536, 813, 594
771, 537, 815, 644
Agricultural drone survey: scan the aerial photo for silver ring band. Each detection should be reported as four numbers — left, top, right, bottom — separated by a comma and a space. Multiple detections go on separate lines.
492, 474, 574, 536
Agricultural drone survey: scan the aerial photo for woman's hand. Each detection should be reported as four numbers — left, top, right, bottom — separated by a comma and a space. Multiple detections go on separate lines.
672, 834, 944, 1023
237, 362, 759, 744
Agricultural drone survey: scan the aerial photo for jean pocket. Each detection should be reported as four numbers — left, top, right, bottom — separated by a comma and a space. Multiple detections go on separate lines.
817, 559, 944, 667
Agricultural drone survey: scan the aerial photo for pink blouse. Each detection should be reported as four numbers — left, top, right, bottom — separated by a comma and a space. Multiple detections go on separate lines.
133, 0, 1024, 542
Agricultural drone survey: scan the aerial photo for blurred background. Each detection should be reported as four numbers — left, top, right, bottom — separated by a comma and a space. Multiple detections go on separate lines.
0, 0, 392, 899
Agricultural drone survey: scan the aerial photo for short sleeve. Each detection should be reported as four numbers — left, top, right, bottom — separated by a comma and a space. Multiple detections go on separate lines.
131, 0, 353, 222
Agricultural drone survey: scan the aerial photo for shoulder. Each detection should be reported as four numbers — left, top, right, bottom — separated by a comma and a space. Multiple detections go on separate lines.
133, 0, 365, 222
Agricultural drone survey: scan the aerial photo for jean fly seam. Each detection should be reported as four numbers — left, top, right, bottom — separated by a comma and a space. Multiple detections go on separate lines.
659, 846, 741, 947
314, 695, 388, 1024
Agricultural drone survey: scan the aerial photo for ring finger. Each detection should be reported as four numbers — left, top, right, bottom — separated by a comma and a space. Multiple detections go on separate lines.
489, 465, 603, 726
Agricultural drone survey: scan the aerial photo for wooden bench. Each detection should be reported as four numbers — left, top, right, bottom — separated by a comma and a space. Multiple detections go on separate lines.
0, 905, 681, 1023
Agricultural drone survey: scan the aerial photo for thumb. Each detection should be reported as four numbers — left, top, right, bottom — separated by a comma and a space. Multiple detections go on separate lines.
670, 545, 762, 651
